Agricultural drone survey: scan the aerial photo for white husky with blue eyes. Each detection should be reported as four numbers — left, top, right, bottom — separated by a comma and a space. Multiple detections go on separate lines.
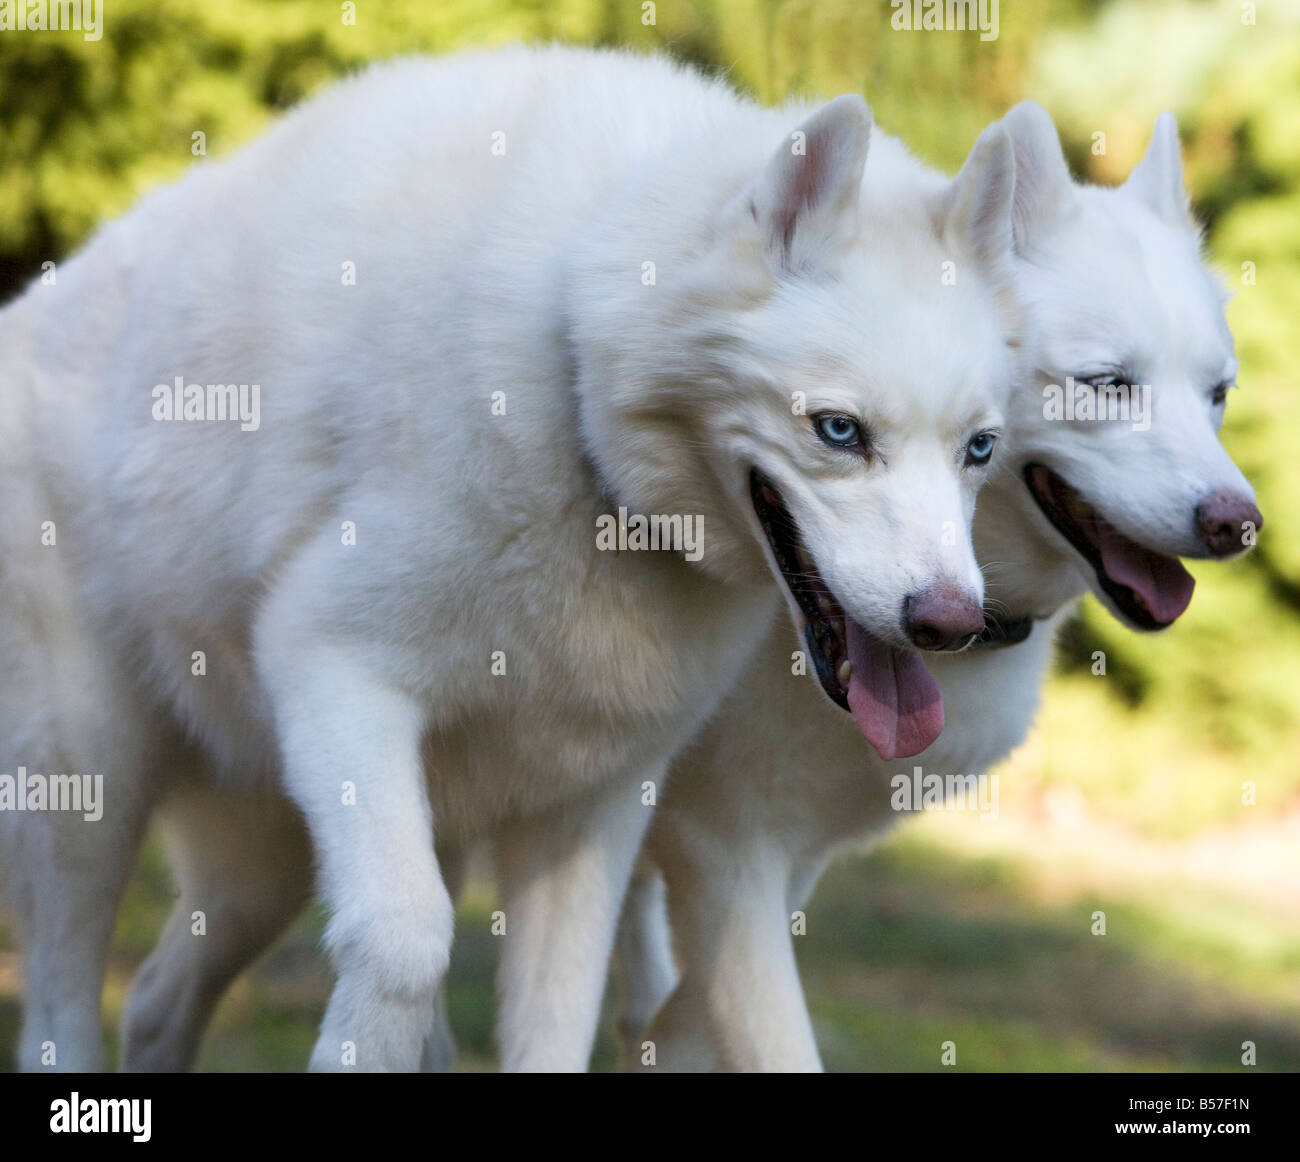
613, 103, 1262, 1071
0, 47, 1021, 1072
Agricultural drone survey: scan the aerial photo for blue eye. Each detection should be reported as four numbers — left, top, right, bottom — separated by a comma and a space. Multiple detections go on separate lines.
814, 413, 862, 448
965, 431, 997, 465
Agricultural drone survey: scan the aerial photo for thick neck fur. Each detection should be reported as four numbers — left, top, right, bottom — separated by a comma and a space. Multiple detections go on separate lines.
565, 99, 800, 586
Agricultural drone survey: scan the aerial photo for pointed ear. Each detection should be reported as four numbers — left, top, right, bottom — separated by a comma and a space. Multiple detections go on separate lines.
1002, 100, 1072, 251
937, 121, 1015, 276
1125, 112, 1189, 226
749, 94, 872, 272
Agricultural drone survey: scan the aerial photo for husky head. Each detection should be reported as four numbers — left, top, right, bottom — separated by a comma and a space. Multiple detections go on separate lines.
572, 96, 1021, 760
987, 102, 1262, 631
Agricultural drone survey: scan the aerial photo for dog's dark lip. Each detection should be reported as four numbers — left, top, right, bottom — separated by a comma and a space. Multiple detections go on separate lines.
749, 468, 849, 710
1022, 462, 1173, 631
972, 610, 1034, 649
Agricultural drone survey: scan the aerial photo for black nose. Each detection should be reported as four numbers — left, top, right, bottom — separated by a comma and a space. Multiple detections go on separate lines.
1195, 491, 1263, 557
903, 586, 986, 652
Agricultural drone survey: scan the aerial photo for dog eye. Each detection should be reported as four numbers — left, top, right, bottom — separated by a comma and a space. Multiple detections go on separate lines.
1077, 372, 1124, 391
965, 431, 997, 466
813, 413, 863, 449
1211, 381, 1232, 407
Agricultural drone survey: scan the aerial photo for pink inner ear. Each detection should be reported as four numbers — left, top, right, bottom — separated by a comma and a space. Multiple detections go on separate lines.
758, 96, 869, 270
773, 133, 835, 262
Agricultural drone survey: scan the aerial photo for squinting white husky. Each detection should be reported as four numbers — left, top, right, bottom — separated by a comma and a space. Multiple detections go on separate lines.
613, 103, 1262, 1071
0, 46, 1023, 1071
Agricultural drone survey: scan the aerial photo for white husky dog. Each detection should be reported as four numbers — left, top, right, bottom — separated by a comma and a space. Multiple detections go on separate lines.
0, 46, 1022, 1071
613, 103, 1263, 1071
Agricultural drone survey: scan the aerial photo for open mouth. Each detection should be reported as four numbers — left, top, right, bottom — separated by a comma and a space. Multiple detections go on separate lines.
1023, 464, 1195, 630
749, 469, 944, 761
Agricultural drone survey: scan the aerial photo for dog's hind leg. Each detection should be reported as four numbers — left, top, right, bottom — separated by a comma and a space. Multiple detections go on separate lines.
0, 615, 161, 1072
119, 779, 313, 1071
4, 751, 157, 1072
612, 858, 678, 1069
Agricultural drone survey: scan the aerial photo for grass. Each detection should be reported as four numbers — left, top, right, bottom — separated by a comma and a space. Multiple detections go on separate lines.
803, 834, 1300, 1072
3, 750, 1296, 1071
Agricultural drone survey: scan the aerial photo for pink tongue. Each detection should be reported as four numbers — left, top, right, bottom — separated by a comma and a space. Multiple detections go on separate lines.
844, 620, 944, 761
1095, 523, 1195, 624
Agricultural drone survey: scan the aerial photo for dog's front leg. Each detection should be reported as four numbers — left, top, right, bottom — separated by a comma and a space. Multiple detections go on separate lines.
260, 642, 451, 1073
493, 771, 658, 1072
419, 838, 469, 1074
612, 860, 679, 1068
647, 831, 822, 1072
